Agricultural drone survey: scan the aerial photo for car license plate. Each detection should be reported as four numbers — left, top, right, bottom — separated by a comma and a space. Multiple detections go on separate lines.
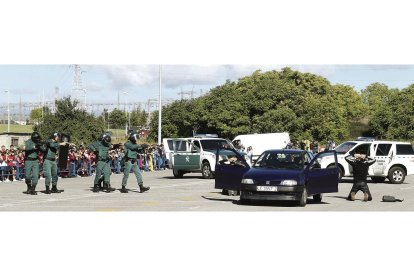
257, 186, 277, 192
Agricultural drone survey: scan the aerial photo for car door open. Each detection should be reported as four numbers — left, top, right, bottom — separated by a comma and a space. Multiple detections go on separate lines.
306, 151, 339, 194
214, 146, 250, 192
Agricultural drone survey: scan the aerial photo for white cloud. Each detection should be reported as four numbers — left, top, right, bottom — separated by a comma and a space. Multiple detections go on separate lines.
91, 64, 364, 91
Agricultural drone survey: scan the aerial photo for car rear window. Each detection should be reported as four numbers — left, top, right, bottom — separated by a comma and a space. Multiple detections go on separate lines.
375, 144, 392, 156
396, 144, 414, 155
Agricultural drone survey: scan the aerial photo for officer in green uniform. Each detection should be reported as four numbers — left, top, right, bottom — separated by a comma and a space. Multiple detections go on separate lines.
121, 133, 150, 193
43, 132, 67, 194
89, 133, 115, 193
24, 132, 45, 195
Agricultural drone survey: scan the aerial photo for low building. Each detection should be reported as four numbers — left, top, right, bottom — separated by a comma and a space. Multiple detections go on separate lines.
0, 132, 32, 149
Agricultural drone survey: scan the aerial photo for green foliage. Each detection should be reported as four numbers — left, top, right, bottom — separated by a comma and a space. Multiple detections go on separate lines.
369, 84, 414, 140
149, 68, 368, 144
361, 83, 395, 117
35, 97, 105, 145
130, 108, 148, 128
109, 108, 127, 129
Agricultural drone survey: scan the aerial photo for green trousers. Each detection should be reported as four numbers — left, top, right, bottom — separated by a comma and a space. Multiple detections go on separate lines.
122, 160, 143, 186
24, 160, 39, 187
43, 159, 58, 187
94, 161, 111, 185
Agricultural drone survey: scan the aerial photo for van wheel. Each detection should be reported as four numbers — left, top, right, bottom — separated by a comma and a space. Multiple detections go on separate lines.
201, 162, 213, 179
388, 166, 406, 184
371, 176, 386, 183
298, 187, 308, 207
173, 169, 183, 178
328, 164, 343, 181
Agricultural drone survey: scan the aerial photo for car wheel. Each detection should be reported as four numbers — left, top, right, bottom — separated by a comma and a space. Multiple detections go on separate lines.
298, 187, 308, 207
388, 166, 406, 184
173, 169, 183, 178
371, 176, 386, 183
313, 193, 323, 203
201, 162, 213, 179
328, 164, 343, 181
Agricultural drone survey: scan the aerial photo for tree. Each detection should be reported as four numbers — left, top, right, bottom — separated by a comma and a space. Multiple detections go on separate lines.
369, 84, 414, 140
108, 108, 127, 129
361, 83, 395, 117
130, 108, 148, 128
149, 68, 371, 143
29, 106, 51, 124
35, 96, 105, 145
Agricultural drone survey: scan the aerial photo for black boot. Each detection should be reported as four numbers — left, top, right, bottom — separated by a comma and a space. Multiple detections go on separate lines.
30, 186, 37, 195
51, 185, 62, 193
120, 186, 128, 193
98, 176, 104, 190
93, 184, 100, 193
26, 184, 32, 194
45, 186, 51, 194
139, 184, 150, 193
103, 182, 115, 193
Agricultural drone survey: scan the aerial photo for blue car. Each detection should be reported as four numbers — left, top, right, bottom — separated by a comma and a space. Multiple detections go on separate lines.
214, 148, 339, 206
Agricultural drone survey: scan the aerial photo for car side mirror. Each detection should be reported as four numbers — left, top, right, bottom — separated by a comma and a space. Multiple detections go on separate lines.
191, 149, 198, 153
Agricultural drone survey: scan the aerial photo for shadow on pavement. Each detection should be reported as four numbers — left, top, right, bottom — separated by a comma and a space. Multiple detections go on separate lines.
327, 195, 349, 200
235, 199, 330, 207
162, 176, 207, 180
201, 196, 237, 203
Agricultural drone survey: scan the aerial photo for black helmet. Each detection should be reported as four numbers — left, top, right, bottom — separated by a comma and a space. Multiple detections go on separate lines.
101, 132, 111, 145
51, 132, 61, 140
129, 133, 139, 143
31, 132, 41, 143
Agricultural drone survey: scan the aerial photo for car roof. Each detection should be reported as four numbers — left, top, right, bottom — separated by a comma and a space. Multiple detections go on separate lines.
264, 149, 306, 153
347, 140, 411, 144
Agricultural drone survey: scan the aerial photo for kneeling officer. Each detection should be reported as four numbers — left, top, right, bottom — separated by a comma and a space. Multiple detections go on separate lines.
121, 133, 150, 193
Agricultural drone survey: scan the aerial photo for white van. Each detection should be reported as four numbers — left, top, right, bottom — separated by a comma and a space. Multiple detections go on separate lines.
318, 140, 414, 184
232, 132, 290, 161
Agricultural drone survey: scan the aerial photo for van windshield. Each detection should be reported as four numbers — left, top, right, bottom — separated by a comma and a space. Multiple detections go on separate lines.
335, 142, 357, 154
201, 139, 231, 151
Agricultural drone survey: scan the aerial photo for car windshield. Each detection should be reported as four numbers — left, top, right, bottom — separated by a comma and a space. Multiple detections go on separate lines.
253, 152, 304, 170
334, 142, 357, 154
200, 139, 231, 151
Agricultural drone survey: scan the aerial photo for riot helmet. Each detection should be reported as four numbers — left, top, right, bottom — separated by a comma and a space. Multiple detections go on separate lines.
101, 132, 112, 145
51, 132, 61, 141
31, 132, 41, 143
129, 133, 139, 144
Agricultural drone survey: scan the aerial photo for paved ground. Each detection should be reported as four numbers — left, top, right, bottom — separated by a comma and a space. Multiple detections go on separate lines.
0, 169, 413, 211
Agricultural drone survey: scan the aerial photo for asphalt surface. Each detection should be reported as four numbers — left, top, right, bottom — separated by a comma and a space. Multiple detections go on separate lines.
0, 169, 412, 211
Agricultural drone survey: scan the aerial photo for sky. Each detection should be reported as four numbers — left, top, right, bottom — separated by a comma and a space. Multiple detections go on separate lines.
1, 64, 414, 107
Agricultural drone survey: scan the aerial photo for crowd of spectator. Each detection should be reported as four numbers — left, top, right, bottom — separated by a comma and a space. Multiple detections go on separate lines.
0, 143, 167, 182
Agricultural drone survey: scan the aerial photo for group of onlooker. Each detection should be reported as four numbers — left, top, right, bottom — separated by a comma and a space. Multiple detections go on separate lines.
0, 142, 168, 182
